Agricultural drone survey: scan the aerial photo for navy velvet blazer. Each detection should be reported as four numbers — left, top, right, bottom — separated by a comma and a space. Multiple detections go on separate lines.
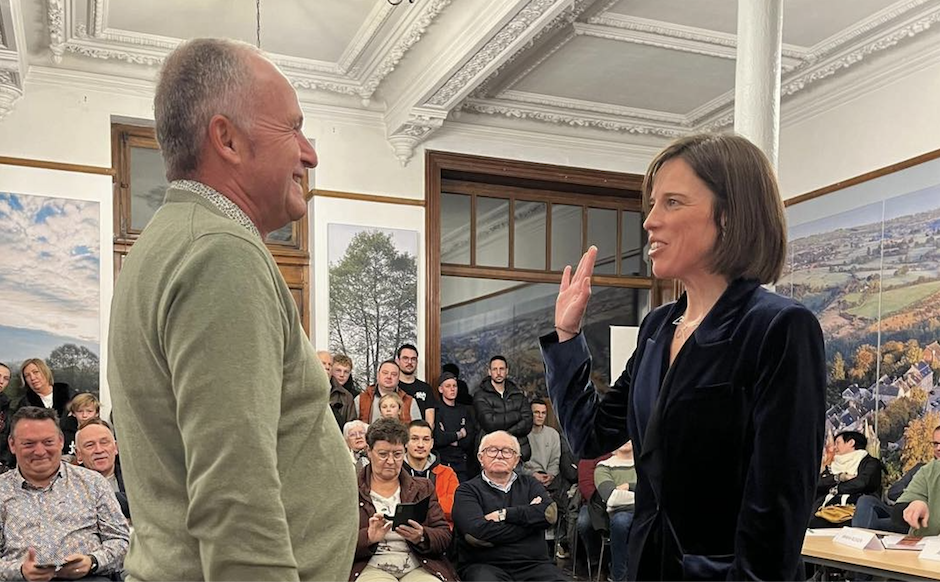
541, 278, 826, 581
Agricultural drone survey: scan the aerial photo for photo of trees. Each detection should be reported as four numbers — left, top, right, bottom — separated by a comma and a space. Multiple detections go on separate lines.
328, 224, 418, 388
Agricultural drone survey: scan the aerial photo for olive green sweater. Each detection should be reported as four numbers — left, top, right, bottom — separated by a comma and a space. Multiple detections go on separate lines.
108, 188, 357, 580
897, 458, 940, 536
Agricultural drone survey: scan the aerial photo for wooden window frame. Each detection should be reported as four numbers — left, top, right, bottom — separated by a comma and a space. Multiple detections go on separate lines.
111, 123, 312, 333
426, 150, 673, 382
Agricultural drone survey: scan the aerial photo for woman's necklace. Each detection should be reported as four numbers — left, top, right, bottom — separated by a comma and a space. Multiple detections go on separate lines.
672, 313, 704, 341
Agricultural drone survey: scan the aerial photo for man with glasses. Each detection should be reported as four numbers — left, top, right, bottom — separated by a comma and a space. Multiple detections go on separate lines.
453, 431, 567, 581
396, 344, 435, 425
889, 425, 940, 536
851, 426, 940, 533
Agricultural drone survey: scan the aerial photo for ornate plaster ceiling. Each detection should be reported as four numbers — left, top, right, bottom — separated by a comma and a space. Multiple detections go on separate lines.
1, 0, 938, 164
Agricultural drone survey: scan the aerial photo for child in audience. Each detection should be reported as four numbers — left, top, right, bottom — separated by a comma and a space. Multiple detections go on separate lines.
378, 392, 404, 420
61, 392, 101, 461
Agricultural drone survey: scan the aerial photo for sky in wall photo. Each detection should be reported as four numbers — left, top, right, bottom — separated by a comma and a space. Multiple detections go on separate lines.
0, 192, 100, 363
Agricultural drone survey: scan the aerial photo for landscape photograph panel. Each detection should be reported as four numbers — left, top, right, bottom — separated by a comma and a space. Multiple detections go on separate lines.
782, 183, 940, 481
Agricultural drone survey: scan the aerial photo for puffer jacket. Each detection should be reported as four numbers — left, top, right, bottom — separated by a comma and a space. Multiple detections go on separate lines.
473, 379, 533, 462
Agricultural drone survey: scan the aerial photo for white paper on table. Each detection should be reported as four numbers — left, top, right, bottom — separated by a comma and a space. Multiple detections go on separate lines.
833, 527, 883, 550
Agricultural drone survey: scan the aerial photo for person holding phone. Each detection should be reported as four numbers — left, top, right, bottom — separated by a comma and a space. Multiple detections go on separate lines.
0, 407, 128, 580
351, 418, 457, 582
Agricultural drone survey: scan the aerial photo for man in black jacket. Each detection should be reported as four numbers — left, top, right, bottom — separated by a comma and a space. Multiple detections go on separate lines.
473, 356, 533, 462
453, 431, 567, 581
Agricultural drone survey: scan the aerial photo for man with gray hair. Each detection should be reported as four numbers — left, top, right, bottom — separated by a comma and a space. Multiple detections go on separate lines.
108, 38, 356, 580
452, 431, 567, 581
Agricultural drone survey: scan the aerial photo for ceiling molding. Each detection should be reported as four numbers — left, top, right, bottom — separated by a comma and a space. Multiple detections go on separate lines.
387, 0, 578, 165
424, 0, 572, 109
780, 3, 940, 97
574, 21, 737, 60
335, 1, 394, 76
354, 0, 453, 102
805, 0, 933, 57
462, 96, 683, 138
472, 0, 595, 98
0, 0, 27, 119
501, 89, 687, 125
582, 14, 808, 69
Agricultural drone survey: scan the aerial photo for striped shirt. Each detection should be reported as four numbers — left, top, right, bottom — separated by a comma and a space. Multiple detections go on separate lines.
0, 463, 129, 576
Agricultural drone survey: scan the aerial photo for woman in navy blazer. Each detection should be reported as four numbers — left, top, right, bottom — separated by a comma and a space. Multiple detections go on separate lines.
541, 133, 826, 581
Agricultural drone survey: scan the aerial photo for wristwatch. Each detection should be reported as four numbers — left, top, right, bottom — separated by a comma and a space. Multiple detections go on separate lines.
88, 555, 99, 574
497, 509, 507, 522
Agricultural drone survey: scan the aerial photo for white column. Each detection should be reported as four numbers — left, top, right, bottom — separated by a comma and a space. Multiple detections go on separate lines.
734, 0, 784, 168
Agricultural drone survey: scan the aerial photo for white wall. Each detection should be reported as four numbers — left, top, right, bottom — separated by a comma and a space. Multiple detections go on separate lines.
778, 56, 940, 200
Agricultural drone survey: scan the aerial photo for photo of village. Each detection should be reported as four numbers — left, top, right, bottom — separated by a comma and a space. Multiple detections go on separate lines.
780, 183, 940, 483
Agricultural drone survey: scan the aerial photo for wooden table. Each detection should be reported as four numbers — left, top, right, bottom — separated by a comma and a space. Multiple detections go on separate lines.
803, 534, 940, 581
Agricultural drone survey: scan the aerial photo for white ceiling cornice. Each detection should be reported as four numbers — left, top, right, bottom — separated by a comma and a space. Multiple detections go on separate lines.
780, 1, 940, 97
462, 96, 684, 138
581, 14, 808, 70
0, 0, 27, 119
384, 0, 580, 165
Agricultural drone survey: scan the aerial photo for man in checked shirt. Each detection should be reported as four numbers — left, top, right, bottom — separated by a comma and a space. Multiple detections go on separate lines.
0, 407, 128, 580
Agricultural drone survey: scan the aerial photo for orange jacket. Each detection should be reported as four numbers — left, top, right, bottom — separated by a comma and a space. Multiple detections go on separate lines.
431, 463, 459, 529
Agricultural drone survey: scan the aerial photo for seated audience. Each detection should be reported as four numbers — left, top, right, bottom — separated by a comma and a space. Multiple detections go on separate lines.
333, 353, 361, 397
441, 363, 472, 406
319, 350, 356, 429
350, 418, 457, 582
76, 418, 131, 520
345, 420, 371, 470
0, 407, 128, 578
1, 359, 75, 468
854, 425, 940, 532
433, 372, 476, 482
380, 393, 405, 420
809, 430, 882, 528
892, 425, 940, 536
594, 441, 637, 582
452, 431, 567, 581
61, 392, 101, 461
403, 420, 459, 528
355, 360, 421, 423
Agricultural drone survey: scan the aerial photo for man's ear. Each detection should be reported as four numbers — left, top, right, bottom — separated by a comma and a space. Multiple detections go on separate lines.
206, 114, 247, 165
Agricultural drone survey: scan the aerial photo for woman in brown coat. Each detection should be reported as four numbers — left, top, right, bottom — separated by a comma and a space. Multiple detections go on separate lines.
350, 418, 458, 582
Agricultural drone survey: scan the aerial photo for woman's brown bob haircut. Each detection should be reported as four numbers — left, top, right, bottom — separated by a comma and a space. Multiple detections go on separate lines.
641, 133, 787, 284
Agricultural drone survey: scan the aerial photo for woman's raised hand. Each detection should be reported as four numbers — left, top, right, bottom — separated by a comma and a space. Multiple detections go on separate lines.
555, 246, 597, 342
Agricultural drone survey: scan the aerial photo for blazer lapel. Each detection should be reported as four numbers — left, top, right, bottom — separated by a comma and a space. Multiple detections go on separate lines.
637, 279, 760, 503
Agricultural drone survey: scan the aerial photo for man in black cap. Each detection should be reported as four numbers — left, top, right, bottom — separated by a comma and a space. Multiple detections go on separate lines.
433, 372, 477, 482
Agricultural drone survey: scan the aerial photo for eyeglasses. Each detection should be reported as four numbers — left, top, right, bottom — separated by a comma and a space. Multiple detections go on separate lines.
932, 441, 940, 447
347, 431, 365, 438
374, 450, 405, 462
482, 447, 519, 459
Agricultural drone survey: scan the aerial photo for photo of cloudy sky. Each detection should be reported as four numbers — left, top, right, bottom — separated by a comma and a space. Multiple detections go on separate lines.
0, 192, 100, 363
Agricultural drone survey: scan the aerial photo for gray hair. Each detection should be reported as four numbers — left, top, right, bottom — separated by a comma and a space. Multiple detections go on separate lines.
478, 430, 520, 454
343, 420, 369, 439
154, 38, 261, 181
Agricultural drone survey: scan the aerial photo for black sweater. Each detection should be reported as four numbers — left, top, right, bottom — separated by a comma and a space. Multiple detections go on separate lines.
433, 401, 476, 465
452, 473, 555, 570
